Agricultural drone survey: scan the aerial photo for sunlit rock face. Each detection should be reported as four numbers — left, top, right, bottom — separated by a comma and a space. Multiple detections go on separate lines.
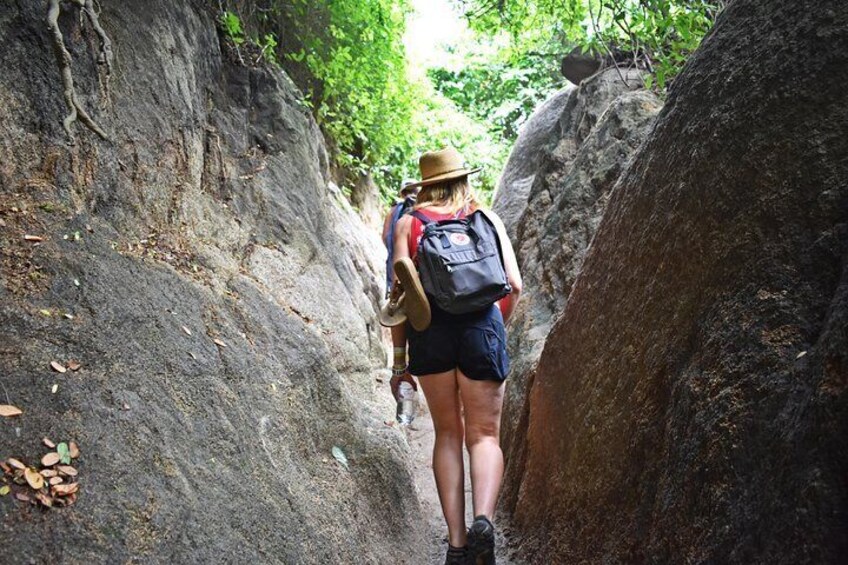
498, 1, 848, 563
0, 1, 427, 562
494, 67, 662, 515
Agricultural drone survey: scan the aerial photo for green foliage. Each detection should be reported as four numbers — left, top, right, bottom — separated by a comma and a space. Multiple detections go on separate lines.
220, 1, 423, 200
57, 442, 71, 465
215, 1, 720, 213
220, 10, 245, 45
428, 48, 563, 143
285, 0, 414, 171
373, 80, 509, 206
218, 1, 511, 205
257, 33, 279, 65
460, 0, 723, 92
220, 9, 280, 64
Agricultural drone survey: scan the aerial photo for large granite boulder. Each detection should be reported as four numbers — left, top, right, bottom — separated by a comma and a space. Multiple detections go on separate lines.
492, 84, 575, 238
493, 68, 662, 512
0, 1, 427, 562
505, 0, 848, 562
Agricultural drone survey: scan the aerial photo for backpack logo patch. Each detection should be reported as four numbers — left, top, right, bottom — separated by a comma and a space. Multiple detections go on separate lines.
449, 233, 471, 246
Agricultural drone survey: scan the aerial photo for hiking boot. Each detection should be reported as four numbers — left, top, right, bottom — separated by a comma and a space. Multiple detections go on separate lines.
393, 257, 431, 331
444, 544, 468, 565
468, 515, 495, 565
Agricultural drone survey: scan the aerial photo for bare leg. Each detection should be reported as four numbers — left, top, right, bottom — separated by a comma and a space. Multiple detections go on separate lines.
458, 370, 505, 519
418, 369, 467, 547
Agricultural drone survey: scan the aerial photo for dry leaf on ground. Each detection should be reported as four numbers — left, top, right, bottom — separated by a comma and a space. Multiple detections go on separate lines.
25, 468, 44, 490
67, 360, 81, 371
43, 438, 56, 448
23, 235, 44, 242
49, 476, 63, 486
50, 361, 67, 373
51, 483, 79, 496
69, 441, 80, 459
182, 326, 192, 336
15, 492, 30, 502
7, 458, 26, 470
0, 485, 9, 496
54, 492, 77, 507
0, 405, 23, 417
35, 492, 54, 507
41, 452, 61, 467
213, 338, 227, 347
57, 465, 77, 477
40, 469, 57, 478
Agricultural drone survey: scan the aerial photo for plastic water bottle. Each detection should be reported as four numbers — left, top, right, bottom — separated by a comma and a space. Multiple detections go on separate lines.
396, 381, 417, 425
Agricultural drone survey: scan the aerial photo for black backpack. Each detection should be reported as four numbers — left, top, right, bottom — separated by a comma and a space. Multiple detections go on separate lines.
411, 209, 511, 315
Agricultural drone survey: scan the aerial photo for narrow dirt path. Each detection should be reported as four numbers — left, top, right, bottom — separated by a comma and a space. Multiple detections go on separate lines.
405, 402, 516, 564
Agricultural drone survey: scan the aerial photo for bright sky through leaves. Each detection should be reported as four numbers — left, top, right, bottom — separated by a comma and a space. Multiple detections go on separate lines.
404, 0, 467, 73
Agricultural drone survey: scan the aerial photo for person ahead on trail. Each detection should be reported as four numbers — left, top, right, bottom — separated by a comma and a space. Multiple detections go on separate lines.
382, 180, 420, 298
385, 148, 522, 565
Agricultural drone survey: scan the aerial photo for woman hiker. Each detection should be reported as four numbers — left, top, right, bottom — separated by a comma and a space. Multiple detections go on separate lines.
384, 148, 522, 565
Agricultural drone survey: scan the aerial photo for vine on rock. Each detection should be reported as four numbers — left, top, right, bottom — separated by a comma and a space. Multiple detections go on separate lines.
46, 0, 112, 144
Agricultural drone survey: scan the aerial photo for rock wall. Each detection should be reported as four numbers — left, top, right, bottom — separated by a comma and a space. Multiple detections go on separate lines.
501, 0, 848, 562
493, 68, 662, 512
0, 2, 427, 563
350, 171, 385, 233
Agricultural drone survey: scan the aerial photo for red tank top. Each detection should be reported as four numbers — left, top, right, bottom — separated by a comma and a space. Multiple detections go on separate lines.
408, 208, 468, 261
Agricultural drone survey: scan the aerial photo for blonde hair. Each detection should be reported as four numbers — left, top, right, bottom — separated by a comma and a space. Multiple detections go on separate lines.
414, 177, 479, 213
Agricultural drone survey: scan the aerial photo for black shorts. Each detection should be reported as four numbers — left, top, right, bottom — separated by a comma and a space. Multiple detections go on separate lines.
407, 304, 510, 381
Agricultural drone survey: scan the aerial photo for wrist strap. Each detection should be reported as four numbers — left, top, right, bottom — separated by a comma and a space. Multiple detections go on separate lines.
391, 366, 408, 377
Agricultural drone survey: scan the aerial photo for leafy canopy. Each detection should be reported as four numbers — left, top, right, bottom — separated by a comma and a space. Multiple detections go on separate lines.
216, 1, 721, 208
427, 43, 563, 146
219, 1, 505, 203
457, 0, 723, 90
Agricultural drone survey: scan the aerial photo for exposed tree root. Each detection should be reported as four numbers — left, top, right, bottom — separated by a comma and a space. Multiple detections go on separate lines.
46, 0, 111, 144
81, 0, 112, 74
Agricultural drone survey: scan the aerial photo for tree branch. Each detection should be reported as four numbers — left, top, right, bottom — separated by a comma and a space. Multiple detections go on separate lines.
588, 1, 629, 87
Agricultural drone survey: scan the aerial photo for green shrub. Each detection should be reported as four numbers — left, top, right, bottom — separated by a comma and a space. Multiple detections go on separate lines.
460, 0, 723, 92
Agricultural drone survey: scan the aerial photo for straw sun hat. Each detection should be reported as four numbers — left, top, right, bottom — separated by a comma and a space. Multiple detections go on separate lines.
404, 147, 481, 189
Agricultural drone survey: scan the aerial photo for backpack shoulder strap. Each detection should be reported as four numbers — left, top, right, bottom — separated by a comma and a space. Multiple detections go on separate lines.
410, 210, 433, 224
475, 208, 508, 264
